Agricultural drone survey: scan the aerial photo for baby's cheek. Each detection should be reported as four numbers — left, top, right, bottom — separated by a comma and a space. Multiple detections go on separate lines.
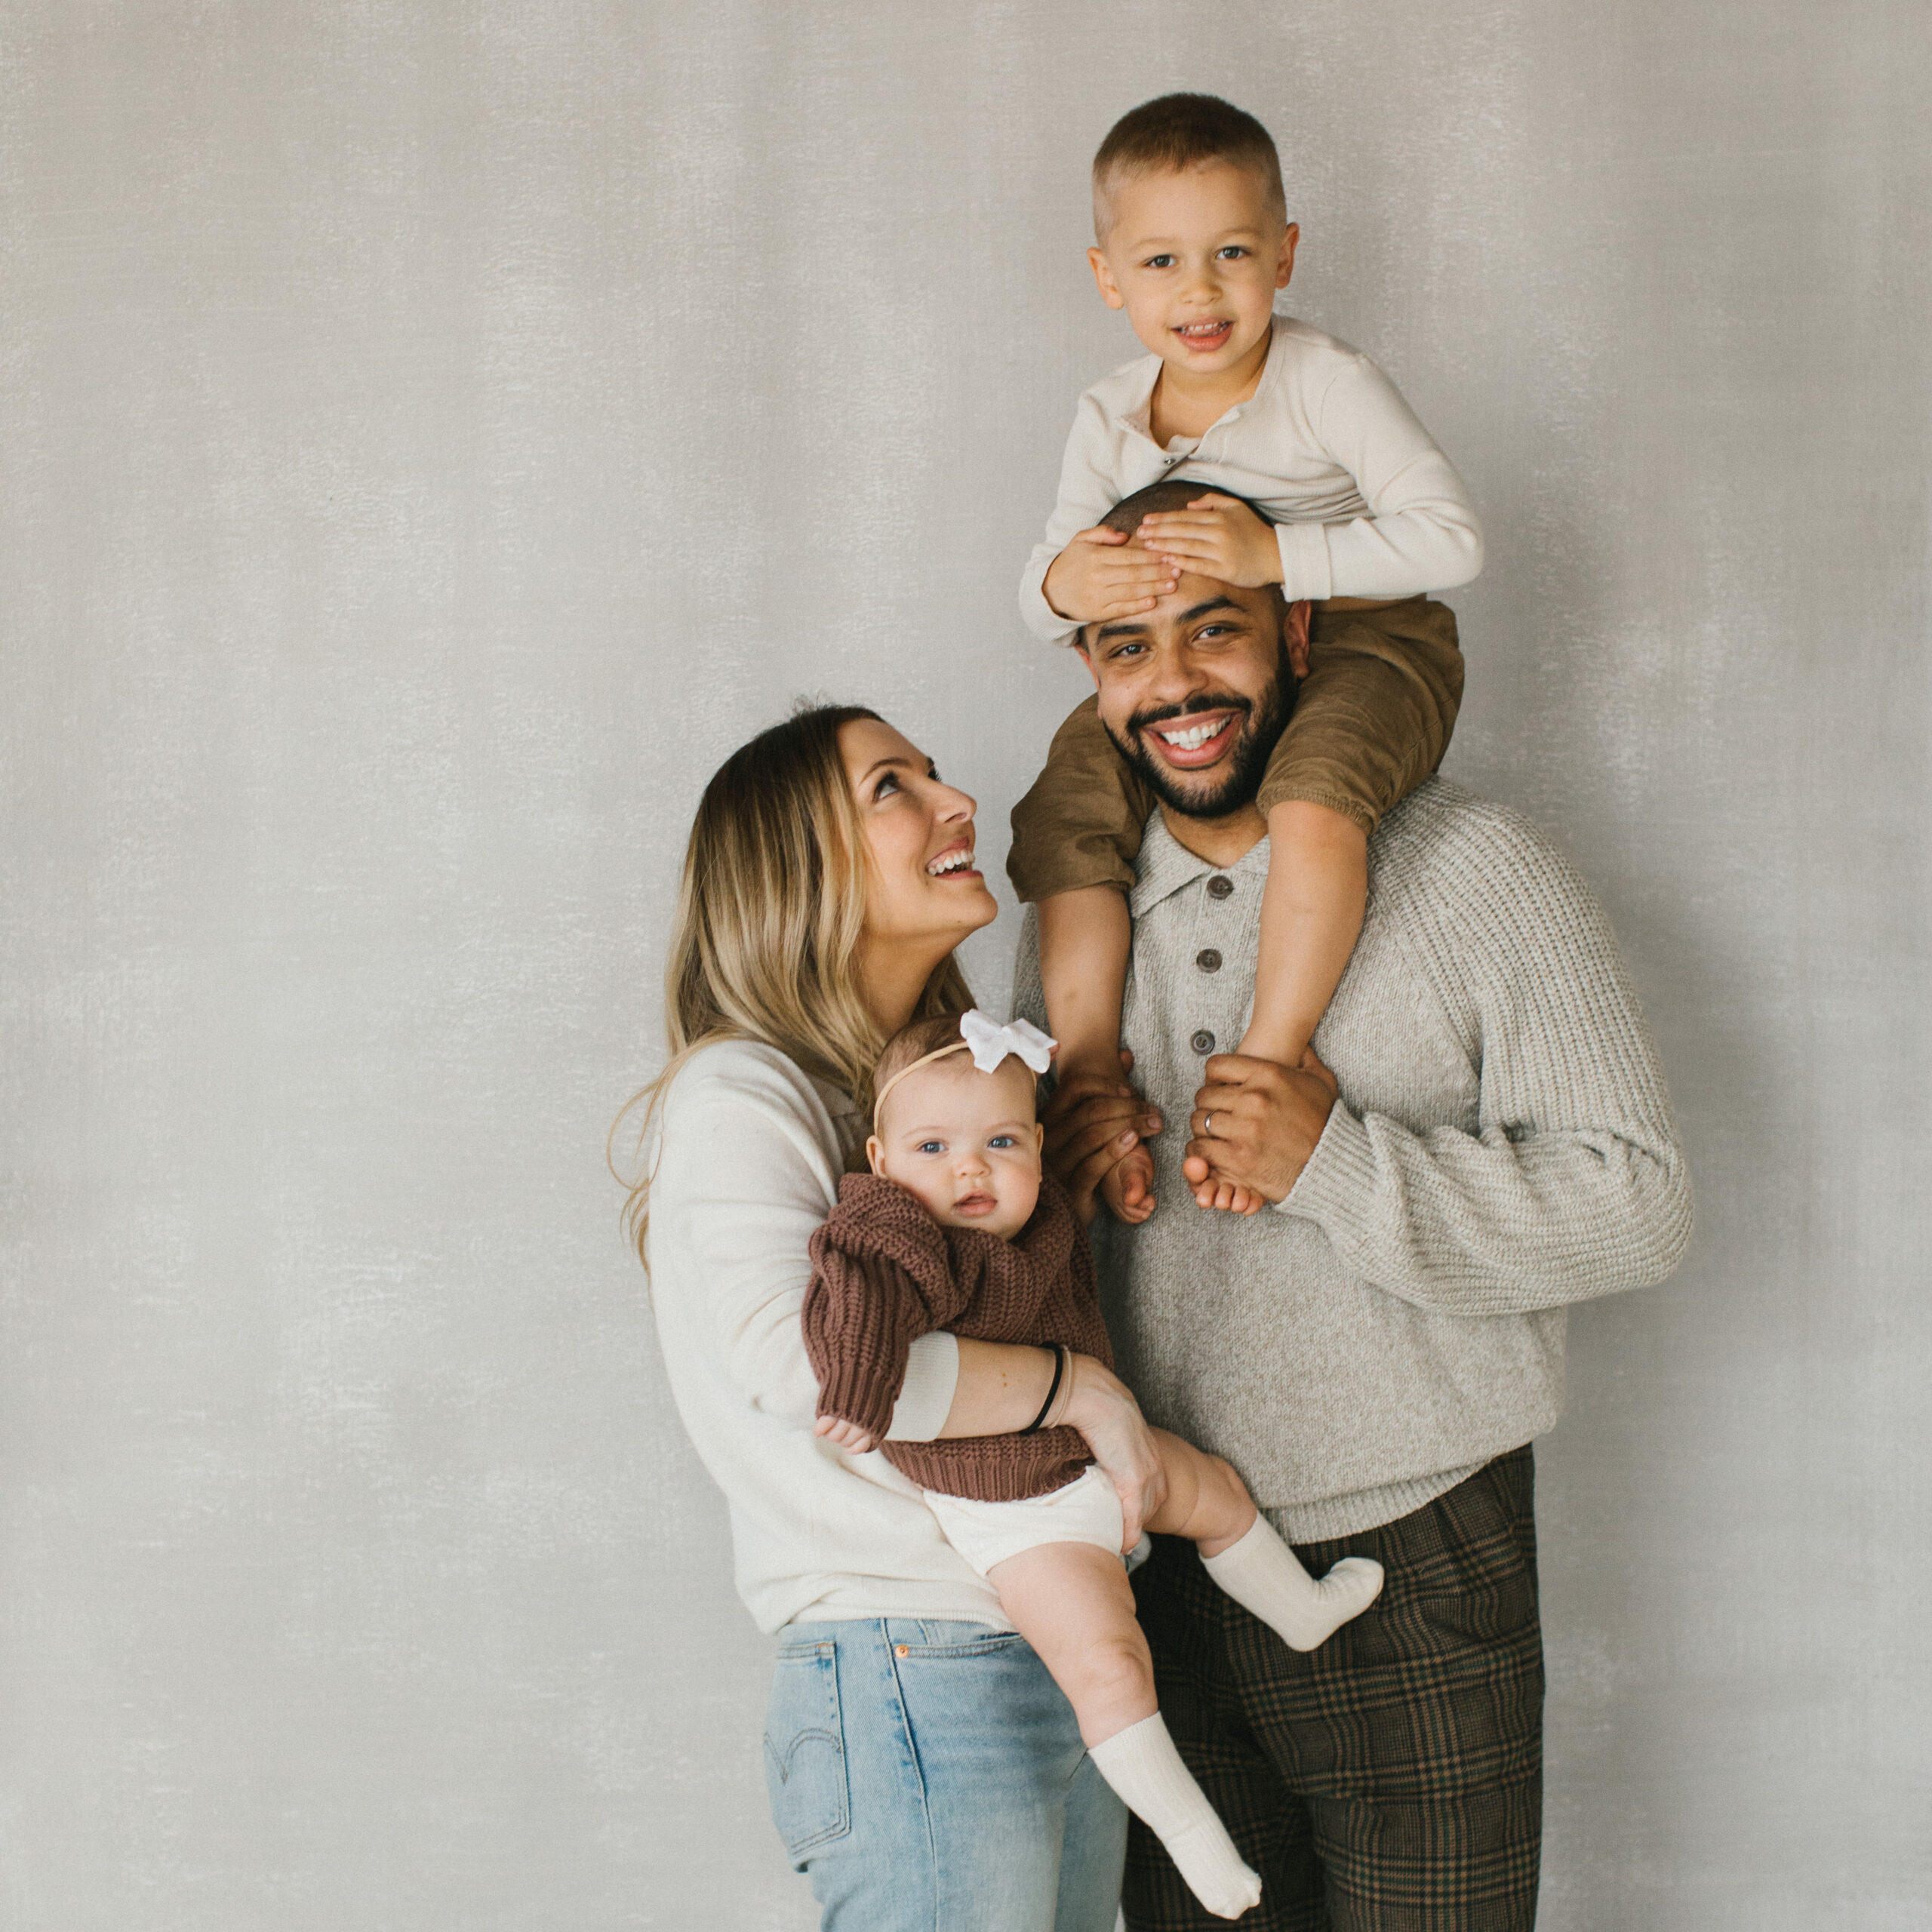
900, 1183, 942, 1220
1007, 1161, 1044, 1223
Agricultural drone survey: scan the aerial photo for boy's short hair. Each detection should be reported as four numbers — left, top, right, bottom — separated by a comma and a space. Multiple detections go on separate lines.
1092, 93, 1286, 241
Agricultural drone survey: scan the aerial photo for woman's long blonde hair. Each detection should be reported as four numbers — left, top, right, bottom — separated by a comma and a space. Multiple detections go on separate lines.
613, 703, 972, 1269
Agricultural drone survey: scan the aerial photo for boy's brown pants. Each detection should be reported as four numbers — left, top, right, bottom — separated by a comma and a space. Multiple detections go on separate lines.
1006, 597, 1463, 903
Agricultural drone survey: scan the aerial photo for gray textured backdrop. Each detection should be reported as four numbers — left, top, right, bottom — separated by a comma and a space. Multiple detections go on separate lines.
3, 2, 1927, 1927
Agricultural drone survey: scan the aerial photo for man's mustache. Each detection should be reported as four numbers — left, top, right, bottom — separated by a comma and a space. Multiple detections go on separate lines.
1127, 692, 1254, 737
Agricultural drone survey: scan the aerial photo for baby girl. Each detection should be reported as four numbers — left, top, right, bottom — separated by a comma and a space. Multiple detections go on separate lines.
803, 1008, 1383, 1920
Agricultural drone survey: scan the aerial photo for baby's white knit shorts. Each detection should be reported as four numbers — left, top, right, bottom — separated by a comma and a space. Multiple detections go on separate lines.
924, 1465, 1125, 1577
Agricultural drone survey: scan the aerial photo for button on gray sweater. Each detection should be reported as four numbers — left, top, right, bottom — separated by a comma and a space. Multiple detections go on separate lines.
1013, 779, 1692, 1542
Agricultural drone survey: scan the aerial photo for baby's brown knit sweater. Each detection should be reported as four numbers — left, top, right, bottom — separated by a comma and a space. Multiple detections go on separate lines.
802, 1171, 1114, 1503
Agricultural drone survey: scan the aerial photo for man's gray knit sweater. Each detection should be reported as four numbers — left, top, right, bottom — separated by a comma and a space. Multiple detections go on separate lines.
1014, 779, 1692, 1543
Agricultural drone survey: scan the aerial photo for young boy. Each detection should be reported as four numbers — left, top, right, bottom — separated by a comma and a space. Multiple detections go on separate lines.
804, 1011, 1383, 1920
1011, 94, 1480, 1214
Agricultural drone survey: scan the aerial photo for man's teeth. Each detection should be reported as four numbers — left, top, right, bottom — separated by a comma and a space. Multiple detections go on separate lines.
927, 849, 974, 875
1158, 718, 1224, 751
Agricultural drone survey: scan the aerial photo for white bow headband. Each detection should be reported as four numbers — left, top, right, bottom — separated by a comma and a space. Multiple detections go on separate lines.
871, 1010, 1057, 1128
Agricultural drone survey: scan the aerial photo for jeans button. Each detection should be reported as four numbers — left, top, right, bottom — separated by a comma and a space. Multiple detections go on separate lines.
1191, 1029, 1215, 1054
1196, 949, 1222, 972
1207, 875, 1233, 900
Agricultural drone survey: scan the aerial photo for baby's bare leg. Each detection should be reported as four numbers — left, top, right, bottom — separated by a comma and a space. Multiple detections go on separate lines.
1145, 1428, 1385, 1651
987, 1540, 1260, 1921
987, 1540, 1153, 1746
1143, 1428, 1257, 1555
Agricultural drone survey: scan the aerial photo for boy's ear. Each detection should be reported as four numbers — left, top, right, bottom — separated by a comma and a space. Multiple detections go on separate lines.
1073, 639, 1100, 690
1274, 222, 1300, 293
865, 1134, 888, 1176
1087, 246, 1125, 310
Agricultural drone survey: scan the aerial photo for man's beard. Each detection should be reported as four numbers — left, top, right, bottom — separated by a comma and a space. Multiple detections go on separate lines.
1103, 647, 1296, 820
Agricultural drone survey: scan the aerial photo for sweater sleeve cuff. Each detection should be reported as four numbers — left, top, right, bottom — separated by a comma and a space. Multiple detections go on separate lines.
1020, 553, 1083, 645
884, 1332, 959, 1443
1272, 1097, 1375, 1227
1275, 520, 1333, 603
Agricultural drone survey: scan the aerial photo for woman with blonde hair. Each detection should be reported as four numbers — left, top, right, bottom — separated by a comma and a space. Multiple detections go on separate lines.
621, 703, 1166, 1930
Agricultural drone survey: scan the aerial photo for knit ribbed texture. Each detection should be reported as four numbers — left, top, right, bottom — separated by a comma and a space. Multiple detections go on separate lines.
1088, 1715, 1263, 1921
802, 1171, 1113, 1503
1013, 779, 1692, 1541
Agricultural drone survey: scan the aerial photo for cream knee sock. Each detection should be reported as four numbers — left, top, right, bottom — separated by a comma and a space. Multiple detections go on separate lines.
1201, 1516, 1384, 1651
1087, 1713, 1262, 1921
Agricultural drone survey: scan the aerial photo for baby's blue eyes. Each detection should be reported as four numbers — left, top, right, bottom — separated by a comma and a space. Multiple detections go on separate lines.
989, 1135, 1017, 1149
916, 1140, 945, 1155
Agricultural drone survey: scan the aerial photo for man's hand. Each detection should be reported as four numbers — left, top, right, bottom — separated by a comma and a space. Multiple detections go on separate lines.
1182, 1048, 1340, 1206
1042, 525, 1179, 623
1042, 1050, 1162, 1225
1134, 493, 1283, 590
814, 1415, 877, 1454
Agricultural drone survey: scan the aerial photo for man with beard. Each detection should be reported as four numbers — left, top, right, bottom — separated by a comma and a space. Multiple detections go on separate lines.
1011, 481, 1693, 1931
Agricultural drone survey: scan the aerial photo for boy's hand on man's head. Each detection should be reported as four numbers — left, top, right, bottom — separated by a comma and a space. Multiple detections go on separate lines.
1134, 493, 1283, 590
1043, 525, 1179, 623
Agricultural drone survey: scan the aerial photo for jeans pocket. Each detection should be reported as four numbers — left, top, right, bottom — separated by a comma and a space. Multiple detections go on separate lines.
763, 1638, 850, 1859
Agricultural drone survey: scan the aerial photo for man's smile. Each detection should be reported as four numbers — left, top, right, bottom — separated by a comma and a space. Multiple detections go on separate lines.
1134, 702, 1247, 771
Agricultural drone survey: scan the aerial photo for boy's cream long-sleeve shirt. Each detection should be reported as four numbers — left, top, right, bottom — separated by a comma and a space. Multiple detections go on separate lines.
1020, 315, 1484, 643
644, 1040, 999, 1634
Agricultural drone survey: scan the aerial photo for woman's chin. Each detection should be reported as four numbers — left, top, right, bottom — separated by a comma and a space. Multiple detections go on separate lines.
932, 878, 999, 939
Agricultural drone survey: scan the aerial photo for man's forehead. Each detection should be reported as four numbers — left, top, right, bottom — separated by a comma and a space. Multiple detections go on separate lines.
1086, 577, 1276, 651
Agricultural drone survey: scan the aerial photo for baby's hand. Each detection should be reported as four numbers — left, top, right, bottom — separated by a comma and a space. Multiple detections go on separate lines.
814, 1415, 877, 1454
1100, 1140, 1157, 1225
1042, 525, 1178, 623
1134, 494, 1282, 589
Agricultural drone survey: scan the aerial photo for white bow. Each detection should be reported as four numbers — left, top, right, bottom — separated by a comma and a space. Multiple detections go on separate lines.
958, 1009, 1057, 1076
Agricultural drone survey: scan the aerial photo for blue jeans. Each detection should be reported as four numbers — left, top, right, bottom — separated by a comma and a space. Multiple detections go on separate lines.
764, 1619, 1128, 1930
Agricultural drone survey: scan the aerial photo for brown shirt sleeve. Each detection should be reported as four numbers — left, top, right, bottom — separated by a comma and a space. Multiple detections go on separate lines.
802, 1238, 937, 1440
802, 1177, 966, 1439
1006, 695, 1155, 903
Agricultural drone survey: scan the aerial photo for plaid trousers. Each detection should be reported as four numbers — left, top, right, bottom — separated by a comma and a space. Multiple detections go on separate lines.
1125, 1447, 1545, 1931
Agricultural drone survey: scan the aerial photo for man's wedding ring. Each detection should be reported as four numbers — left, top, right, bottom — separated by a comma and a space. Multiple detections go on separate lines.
1204, 1114, 1214, 1134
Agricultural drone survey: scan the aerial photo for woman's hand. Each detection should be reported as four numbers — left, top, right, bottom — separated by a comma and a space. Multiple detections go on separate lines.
814, 1414, 877, 1454
1059, 1353, 1168, 1549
